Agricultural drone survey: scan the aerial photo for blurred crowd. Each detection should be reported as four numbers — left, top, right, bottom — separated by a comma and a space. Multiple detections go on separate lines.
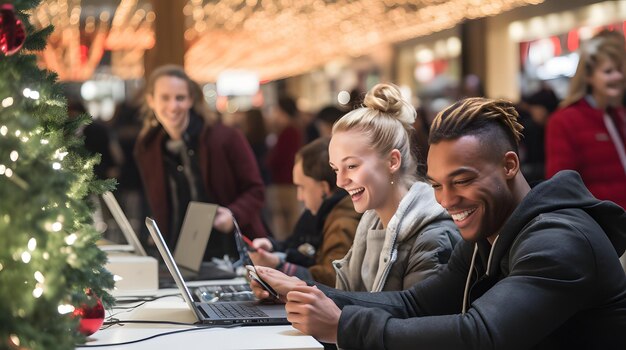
76, 29, 625, 254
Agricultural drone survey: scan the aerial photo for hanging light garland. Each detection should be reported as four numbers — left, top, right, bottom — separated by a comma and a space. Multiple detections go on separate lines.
29, 0, 155, 81
184, 0, 544, 82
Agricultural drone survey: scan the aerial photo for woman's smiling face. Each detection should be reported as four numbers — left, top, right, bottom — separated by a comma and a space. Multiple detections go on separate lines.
329, 130, 393, 214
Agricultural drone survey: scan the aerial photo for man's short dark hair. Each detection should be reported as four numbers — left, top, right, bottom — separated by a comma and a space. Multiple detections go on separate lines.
429, 98, 524, 160
295, 137, 336, 191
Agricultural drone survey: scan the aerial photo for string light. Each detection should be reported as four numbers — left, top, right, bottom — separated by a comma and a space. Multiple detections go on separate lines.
184, 0, 545, 81
10, 151, 19, 162
57, 304, 75, 314
54, 150, 68, 160
1, 97, 13, 107
28, 238, 37, 251
22, 88, 40, 100
21, 252, 32, 263
35, 271, 45, 283
31, 0, 155, 81
0, 125, 7, 135
8, 335, 20, 347
64, 233, 77, 244
33, 285, 44, 298
52, 222, 64, 232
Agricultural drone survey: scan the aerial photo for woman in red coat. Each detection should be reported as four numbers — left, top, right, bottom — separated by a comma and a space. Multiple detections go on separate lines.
134, 65, 267, 259
546, 32, 626, 209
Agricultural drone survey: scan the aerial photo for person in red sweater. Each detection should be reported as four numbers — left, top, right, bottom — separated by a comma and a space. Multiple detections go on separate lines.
546, 31, 626, 209
134, 65, 267, 259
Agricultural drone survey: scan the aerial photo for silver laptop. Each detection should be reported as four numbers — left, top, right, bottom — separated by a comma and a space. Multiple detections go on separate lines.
174, 202, 217, 272
145, 217, 288, 325
101, 191, 147, 256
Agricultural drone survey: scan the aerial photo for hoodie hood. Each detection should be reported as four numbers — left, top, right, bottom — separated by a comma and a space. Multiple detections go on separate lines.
388, 181, 451, 244
334, 181, 454, 292
486, 170, 626, 276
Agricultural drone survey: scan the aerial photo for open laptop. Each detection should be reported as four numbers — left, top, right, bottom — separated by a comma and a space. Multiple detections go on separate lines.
100, 191, 147, 256
163, 201, 237, 281
145, 217, 288, 325
101, 193, 235, 281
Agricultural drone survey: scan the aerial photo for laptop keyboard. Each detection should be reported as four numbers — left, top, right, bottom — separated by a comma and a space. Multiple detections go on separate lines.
194, 284, 255, 302
207, 302, 268, 318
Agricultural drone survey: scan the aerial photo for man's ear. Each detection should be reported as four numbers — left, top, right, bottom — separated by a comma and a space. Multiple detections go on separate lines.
389, 149, 402, 174
503, 151, 520, 179
321, 180, 331, 197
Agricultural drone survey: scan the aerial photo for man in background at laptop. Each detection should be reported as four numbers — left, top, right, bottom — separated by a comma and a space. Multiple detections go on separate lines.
250, 98, 626, 349
134, 65, 268, 260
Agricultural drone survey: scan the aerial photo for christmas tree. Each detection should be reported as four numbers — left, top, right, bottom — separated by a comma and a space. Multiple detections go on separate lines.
0, 1, 115, 349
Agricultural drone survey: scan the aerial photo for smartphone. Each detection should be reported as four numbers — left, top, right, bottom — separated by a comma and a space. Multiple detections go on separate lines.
246, 265, 279, 299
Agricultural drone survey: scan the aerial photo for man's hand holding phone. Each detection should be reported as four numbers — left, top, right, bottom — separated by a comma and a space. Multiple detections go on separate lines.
246, 265, 307, 303
246, 265, 279, 299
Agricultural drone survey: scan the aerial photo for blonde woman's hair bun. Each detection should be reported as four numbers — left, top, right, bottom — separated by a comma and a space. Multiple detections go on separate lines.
363, 83, 416, 125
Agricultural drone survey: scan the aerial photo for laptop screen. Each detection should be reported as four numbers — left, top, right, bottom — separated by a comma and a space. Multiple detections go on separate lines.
173, 202, 218, 272
101, 191, 147, 256
145, 217, 203, 320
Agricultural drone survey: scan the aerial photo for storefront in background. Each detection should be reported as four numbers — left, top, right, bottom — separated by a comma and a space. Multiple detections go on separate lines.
395, 28, 462, 124
485, 0, 626, 101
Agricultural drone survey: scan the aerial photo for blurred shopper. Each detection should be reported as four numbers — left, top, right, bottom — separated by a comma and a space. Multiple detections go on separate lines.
134, 65, 267, 259
546, 32, 626, 209
250, 138, 361, 287
315, 105, 344, 139
266, 96, 303, 240
69, 99, 121, 181
412, 106, 430, 178
519, 86, 560, 185
242, 108, 270, 185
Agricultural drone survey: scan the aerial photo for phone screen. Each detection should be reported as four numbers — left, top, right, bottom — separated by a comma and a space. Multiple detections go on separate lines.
232, 217, 277, 298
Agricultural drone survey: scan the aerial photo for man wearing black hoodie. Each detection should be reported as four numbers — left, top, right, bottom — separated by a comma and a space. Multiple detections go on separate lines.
250, 98, 626, 349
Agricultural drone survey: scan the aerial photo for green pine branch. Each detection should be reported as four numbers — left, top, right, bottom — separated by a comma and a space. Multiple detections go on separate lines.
0, 1, 116, 349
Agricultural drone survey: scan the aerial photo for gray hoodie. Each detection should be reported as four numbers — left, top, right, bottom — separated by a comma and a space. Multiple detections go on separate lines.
333, 181, 460, 292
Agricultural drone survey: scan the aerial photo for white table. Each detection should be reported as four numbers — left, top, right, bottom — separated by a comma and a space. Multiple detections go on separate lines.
79, 283, 322, 349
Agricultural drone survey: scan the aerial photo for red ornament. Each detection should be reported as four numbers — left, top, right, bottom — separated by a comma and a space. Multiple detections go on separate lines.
0, 4, 26, 56
73, 292, 105, 336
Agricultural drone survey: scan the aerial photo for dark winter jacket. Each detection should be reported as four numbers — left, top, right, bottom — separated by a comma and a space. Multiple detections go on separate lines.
134, 115, 267, 243
320, 170, 626, 350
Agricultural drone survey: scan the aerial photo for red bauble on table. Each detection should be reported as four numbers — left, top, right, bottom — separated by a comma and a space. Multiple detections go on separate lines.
0, 4, 26, 56
73, 292, 105, 336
